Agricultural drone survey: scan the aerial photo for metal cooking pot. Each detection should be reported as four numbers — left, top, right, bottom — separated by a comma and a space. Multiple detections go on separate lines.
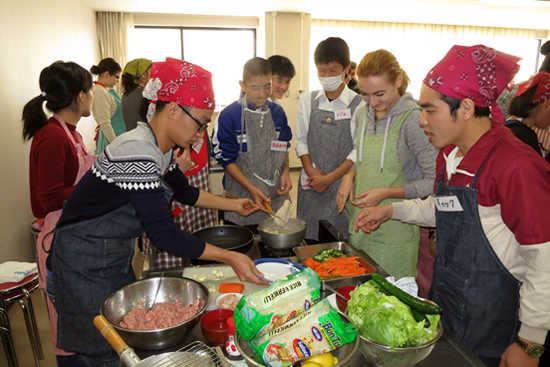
257, 217, 307, 250
191, 225, 254, 265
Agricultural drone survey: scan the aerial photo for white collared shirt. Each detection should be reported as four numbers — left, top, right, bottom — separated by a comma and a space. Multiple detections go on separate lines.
295, 86, 365, 161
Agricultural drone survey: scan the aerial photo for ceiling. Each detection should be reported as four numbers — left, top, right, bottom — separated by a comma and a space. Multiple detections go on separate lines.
81, 0, 550, 23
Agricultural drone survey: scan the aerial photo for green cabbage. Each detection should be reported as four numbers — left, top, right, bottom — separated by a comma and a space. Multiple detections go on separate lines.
347, 280, 440, 351
313, 249, 345, 262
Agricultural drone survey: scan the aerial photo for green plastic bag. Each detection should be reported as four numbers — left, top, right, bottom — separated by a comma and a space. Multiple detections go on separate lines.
234, 267, 321, 341
249, 299, 358, 367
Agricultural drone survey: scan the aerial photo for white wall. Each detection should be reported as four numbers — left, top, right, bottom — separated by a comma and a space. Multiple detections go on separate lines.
0, 0, 99, 263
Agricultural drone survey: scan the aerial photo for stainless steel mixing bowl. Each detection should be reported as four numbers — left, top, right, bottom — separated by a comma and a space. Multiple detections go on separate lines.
101, 276, 210, 350
257, 217, 307, 250
234, 312, 359, 367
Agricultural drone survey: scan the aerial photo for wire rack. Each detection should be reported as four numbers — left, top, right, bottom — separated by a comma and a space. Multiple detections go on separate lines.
147, 341, 223, 367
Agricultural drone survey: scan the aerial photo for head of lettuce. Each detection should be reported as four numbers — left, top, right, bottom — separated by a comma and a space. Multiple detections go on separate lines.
347, 281, 441, 351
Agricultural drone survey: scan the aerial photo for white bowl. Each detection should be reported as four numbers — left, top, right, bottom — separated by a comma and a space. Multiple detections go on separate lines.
216, 292, 243, 311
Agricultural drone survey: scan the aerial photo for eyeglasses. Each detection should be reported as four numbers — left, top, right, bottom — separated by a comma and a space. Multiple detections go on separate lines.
179, 105, 209, 133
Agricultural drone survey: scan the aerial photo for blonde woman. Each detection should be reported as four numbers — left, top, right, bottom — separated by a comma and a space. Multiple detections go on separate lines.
337, 50, 436, 280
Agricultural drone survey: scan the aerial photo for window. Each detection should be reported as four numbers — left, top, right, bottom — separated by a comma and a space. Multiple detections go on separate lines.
130, 26, 256, 109
310, 19, 546, 99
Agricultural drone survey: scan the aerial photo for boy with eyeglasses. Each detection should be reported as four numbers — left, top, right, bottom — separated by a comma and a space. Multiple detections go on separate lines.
212, 57, 293, 226
46, 58, 267, 367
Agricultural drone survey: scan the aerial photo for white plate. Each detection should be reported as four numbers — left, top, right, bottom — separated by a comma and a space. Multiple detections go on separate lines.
216, 292, 243, 310
253, 259, 303, 282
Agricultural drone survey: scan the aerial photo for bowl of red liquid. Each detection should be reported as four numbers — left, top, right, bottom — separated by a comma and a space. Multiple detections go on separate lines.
336, 285, 357, 313
200, 308, 234, 345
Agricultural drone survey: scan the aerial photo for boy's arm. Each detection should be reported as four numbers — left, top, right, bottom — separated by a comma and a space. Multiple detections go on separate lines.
224, 163, 270, 208
295, 92, 312, 162
277, 155, 292, 195
211, 108, 240, 168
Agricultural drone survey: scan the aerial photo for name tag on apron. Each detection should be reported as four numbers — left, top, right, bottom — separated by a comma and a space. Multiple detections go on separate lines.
271, 140, 288, 152
432, 195, 464, 212
192, 137, 204, 154
334, 108, 351, 120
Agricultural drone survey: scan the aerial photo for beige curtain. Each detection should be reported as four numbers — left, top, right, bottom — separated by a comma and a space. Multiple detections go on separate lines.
96, 12, 134, 93
310, 19, 547, 99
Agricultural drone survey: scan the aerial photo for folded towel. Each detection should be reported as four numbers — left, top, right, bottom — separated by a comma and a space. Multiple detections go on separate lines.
0, 261, 38, 283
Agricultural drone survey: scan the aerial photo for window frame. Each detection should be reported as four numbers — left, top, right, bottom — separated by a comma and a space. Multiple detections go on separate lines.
134, 25, 257, 60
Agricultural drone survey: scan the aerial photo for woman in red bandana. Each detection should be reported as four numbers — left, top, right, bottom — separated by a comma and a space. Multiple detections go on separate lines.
46, 58, 267, 367
354, 45, 550, 367
507, 72, 550, 163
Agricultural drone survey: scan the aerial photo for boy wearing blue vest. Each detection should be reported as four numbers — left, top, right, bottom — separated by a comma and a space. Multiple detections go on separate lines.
212, 57, 293, 226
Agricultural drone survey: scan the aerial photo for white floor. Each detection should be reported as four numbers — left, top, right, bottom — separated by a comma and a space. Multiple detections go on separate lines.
0, 170, 301, 367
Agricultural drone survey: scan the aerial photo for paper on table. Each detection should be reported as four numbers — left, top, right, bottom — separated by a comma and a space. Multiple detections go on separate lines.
386, 276, 419, 297
274, 200, 291, 228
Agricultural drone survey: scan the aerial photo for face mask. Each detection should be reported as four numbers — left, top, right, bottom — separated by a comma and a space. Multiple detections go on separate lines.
319, 73, 344, 92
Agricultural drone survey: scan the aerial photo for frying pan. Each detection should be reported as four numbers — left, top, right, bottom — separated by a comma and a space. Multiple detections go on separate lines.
191, 225, 254, 266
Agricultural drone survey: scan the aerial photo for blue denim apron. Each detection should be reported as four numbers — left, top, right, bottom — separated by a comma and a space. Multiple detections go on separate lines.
49, 183, 174, 362
432, 167, 521, 366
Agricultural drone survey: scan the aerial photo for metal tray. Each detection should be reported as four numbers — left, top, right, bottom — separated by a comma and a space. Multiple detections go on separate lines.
293, 242, 378, 289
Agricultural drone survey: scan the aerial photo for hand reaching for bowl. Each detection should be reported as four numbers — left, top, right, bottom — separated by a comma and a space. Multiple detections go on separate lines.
227, 252, 270, 285
199, 245, 269, 285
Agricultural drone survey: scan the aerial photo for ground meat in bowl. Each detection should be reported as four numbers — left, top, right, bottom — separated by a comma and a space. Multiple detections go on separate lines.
120, 299, 204, 330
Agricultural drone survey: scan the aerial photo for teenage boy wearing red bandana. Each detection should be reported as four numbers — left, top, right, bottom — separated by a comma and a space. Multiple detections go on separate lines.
46, 58, 268, 366
141, 60, 218, 269
353, 45, 550, 367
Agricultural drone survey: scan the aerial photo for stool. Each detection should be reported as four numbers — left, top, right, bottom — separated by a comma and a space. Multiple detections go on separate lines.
0, 273, 43, 367
1, 299, 18, 367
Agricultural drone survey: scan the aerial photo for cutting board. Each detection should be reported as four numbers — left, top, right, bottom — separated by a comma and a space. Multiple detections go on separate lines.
182, 265, 269, 310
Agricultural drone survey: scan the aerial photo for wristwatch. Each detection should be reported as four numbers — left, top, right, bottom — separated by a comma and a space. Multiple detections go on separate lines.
515, 336, 545, 358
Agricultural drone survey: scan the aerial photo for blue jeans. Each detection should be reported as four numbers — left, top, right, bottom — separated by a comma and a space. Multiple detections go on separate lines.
82, 355, 120, 367
57, 354, 88, 367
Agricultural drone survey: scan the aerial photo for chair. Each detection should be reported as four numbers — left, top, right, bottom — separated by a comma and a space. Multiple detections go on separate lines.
0, 273, 43, 367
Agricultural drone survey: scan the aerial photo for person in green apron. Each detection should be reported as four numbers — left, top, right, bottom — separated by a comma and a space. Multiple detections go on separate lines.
212, 57, 293, 226
90, 58, 126, 154
337, 50, 436, 280
296, 37, 363, 241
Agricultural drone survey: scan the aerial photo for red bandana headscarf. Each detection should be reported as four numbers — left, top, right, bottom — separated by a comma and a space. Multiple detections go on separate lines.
144, 57, 215, 110
423, 44, 521, 123
143, 58, 215, 176
515, 72, 550, 104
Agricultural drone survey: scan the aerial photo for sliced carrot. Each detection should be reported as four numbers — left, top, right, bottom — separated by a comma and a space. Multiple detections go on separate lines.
219, 283, 244, 293
304, 255, 372, 278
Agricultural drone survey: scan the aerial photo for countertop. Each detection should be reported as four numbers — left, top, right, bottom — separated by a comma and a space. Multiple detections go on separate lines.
134, 297, 486, 367
139, 229, 487, 366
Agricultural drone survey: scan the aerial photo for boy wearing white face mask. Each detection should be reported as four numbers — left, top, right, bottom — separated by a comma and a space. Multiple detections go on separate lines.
295, 37, 364, 240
